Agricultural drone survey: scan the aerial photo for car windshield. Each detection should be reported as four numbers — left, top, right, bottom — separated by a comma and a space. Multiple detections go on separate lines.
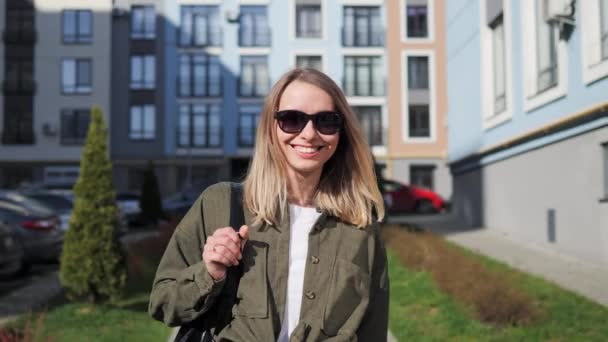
0, 193, 54, 214
26, 193, 73, 211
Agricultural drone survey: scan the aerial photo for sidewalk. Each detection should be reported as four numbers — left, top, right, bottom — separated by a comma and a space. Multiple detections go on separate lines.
388, 213, 608, 307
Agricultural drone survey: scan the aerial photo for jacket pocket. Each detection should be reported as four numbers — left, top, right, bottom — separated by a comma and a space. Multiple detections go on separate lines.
233, 240, 268, 318
321, 259, 371, 336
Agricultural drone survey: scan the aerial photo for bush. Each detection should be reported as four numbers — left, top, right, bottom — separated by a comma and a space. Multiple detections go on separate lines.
138, 161, 164, 224
59, 106, 127, 303
383, 225, 540, 326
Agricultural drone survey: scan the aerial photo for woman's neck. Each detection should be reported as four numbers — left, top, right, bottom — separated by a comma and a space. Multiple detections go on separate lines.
286, 168, 322, 207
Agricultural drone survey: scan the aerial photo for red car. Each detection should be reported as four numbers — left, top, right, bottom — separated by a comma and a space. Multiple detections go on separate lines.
382, 180, 447, 214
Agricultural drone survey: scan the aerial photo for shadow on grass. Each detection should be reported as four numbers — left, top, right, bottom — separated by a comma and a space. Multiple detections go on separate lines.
382, 223, 541, 327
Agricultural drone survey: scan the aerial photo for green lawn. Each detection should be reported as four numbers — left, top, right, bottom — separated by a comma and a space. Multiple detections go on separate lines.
387, 247, 608, 341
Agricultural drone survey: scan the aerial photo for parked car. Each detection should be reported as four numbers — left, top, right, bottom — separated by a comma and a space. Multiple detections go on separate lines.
0, 221, 23, 278
382, 180, 447, 214
0, 200, 63, 274
19, 191, 74, 231
116, 192, 141, 225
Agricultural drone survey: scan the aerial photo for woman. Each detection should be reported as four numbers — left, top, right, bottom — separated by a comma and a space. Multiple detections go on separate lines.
149, 68, 389, 341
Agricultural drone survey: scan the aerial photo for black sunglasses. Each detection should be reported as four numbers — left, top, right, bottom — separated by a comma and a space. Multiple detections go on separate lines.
274, 110, 343, 135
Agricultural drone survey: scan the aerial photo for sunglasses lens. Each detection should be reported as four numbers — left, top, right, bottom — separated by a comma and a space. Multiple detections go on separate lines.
316, 113, 342, 135
277, 111, 306, 133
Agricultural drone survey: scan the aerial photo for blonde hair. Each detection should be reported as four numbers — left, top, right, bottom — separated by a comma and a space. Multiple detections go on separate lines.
243, 68, 385, 228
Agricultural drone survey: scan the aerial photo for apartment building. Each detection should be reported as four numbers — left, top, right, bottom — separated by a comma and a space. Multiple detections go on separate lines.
385, 0, 451, 200
446, 0, 608, 266
0, 0, 112, 188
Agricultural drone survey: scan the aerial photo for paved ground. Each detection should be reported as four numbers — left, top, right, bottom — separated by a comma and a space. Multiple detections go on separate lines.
388, 212, 608, 307
0, 229, 160, 327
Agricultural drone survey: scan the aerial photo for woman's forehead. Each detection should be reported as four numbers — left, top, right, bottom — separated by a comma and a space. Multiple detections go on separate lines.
278, 80, 335, 113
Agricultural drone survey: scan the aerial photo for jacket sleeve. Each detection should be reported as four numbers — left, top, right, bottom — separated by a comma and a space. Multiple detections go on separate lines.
148, 192, 226, 327
356, 225, 390, 341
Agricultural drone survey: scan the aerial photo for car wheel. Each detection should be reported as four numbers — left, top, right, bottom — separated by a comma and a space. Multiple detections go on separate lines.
415, 199, 436, 214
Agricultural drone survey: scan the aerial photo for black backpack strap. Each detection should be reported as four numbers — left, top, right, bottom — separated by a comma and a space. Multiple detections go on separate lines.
174, 183, 245, 342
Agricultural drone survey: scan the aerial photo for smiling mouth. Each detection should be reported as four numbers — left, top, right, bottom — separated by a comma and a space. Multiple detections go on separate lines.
291, 145, 324, 153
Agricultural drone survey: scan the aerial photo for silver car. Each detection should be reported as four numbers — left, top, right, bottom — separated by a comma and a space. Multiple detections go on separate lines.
0, 222, 23, 278
0, 201, 63, 274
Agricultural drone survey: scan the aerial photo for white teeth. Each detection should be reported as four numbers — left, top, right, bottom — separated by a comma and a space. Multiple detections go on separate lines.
294, 146, 319, 153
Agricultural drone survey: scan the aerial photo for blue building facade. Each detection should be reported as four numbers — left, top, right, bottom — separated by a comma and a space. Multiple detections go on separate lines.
155, 0, 387, 193
446, 0, 608, 265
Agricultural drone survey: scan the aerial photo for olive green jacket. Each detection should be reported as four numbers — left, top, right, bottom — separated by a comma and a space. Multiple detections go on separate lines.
149, 182, 389, 341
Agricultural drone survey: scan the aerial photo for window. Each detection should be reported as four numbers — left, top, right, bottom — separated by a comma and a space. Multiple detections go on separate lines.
61, 59, 92, 94
239, 6, 271, 47
353, 106, 383, 146
409, 105, 430, 138
5, 8, 35, 43
129, 105, 155, 140
343, 6, 383, 47
296, 0, 322, 38
60, 109, 90, 145
410, 165, 434, 190
344, 56, 384, 96
131, 55, 155, 90
296, 55, 322, 70
62, 10, 92, 44
601, 0, 608, 60
407, 56, 429, 89
131, 5, 156, 39
535, 0, 558, 93
581, 0, 608, 84
180, 6, 222, 47
178, 54, 222, 97
239, 106, 261, 147
4, 59, 34, 94
240, 56, 269, 97
178, 104, 222, 147
491, 15, 506, 114
521, 0, 566, 111
2, 112, 34, 145
406, 2, 428, 38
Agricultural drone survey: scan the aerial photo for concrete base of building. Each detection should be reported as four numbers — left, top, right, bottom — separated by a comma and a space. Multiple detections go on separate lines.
450, 125, 608, 267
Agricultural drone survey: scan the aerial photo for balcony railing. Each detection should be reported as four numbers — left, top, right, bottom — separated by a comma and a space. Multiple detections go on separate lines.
178, 28, 223, 48
176, 127, 223, 148
238, 76, 270, 98
239, 27, 271, 47
2, 80, 37, 95
343, 78, 385, 97
342, 27, 384, 47
2, 29, 37, 44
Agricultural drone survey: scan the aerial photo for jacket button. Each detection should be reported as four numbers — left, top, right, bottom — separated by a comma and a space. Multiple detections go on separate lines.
305, 291, 316, 300
311, 256, 319, 264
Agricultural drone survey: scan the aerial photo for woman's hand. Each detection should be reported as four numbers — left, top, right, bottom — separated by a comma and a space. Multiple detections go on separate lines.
202, 225, 249, 281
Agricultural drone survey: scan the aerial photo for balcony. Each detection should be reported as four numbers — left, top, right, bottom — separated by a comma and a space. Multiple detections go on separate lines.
176, 127, 223, 148
178, 29, 223, 48
2, 29, 37, 44
343, 78, 385, 97
342, 27, 384, 47
239, 27, 271, 47
2, 80, 37, 96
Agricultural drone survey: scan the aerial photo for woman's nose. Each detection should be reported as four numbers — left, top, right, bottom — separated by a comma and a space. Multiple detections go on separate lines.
299, 120, 317, 139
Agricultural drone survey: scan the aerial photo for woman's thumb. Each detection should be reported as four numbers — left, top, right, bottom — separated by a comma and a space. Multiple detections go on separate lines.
239, 225, 249, 242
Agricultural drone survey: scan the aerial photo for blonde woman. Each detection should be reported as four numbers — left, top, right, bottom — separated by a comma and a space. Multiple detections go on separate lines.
149, 68, 389, 341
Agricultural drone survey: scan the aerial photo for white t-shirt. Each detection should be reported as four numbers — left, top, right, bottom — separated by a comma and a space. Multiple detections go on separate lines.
277, 204, 322, 342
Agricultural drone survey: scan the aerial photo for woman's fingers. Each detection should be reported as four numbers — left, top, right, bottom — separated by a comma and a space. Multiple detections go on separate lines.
207, 235, 242, 260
